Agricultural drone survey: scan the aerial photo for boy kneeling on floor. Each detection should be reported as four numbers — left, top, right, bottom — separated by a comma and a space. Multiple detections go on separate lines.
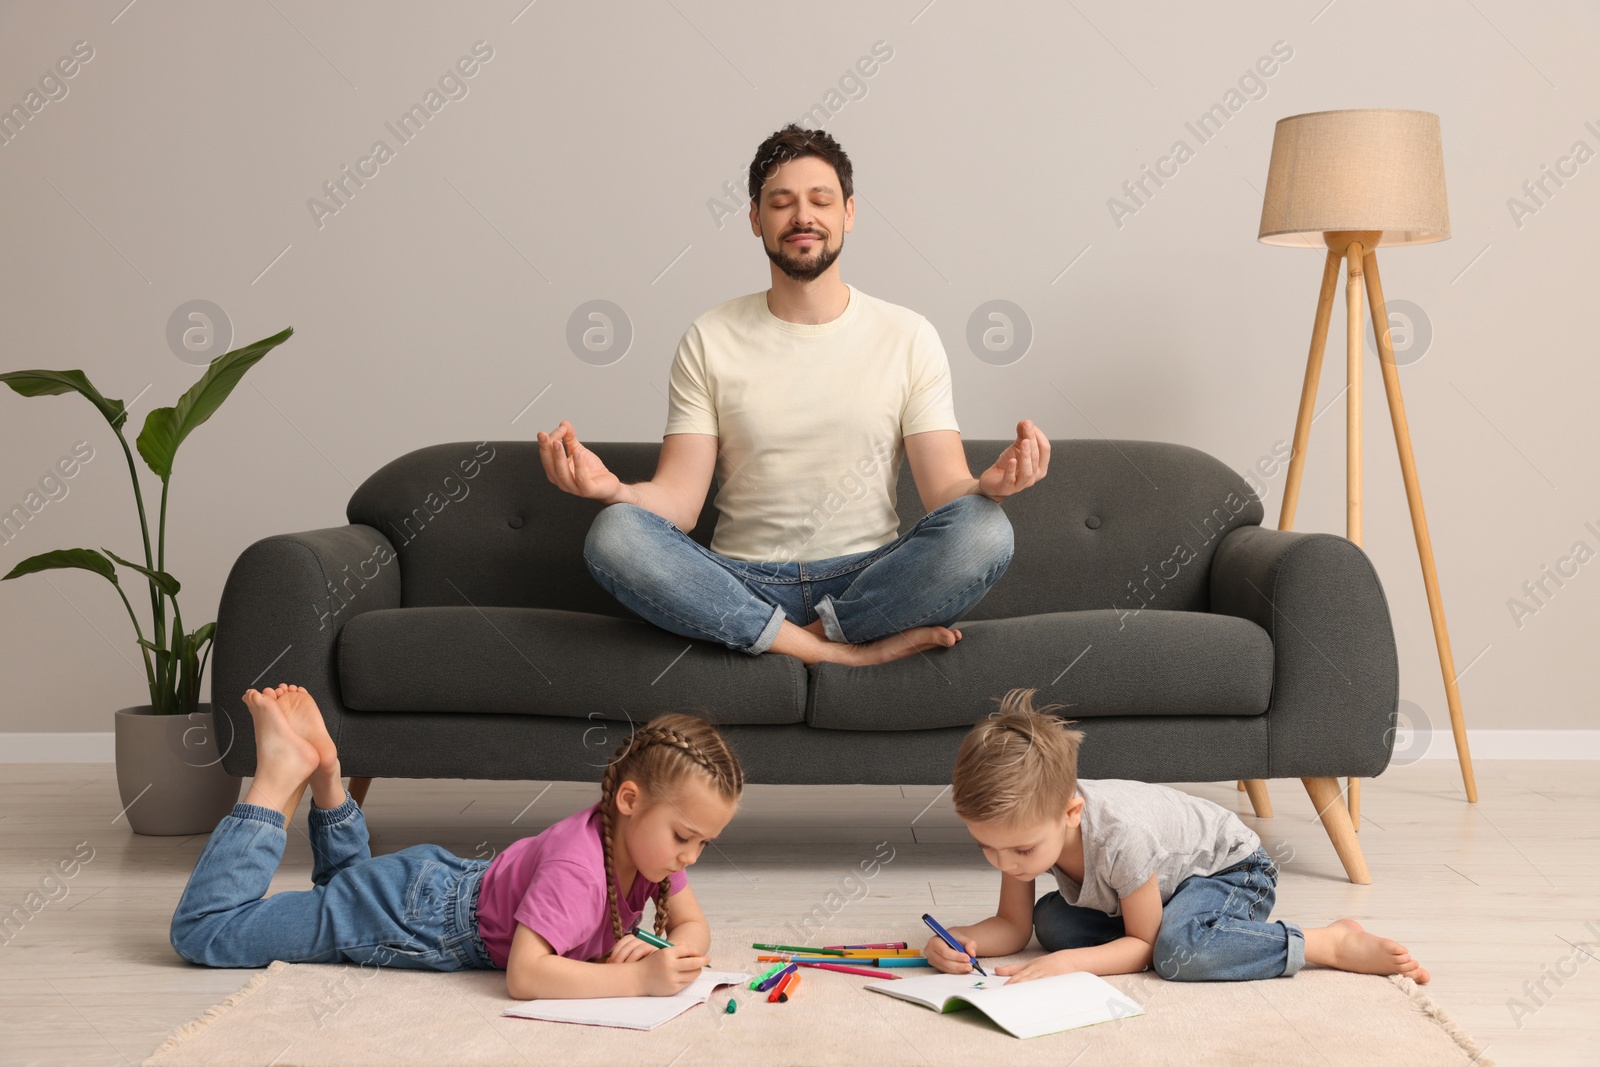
922, 688, 1430, 985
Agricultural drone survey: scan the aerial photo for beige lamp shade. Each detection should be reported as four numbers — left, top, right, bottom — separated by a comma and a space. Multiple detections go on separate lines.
1257, 108, 1450, 248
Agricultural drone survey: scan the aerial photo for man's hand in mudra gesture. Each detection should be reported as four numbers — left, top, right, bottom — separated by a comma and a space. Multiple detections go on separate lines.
538, 421, 623, 503
977, 419, 1051, 502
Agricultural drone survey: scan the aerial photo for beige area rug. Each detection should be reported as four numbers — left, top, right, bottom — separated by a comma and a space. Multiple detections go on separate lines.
144, 925, 1492, 1067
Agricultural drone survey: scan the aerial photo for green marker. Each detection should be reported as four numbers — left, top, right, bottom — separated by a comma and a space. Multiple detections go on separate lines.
630, 926, 673, 950
749, 962, 785, 989
725, 998, 737, 1014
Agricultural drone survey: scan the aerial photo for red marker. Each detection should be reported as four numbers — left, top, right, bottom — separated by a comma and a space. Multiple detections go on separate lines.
768, 971, 800, 1002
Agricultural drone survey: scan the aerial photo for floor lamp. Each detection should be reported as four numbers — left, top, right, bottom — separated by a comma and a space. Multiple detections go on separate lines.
1238, 109, 1479, 832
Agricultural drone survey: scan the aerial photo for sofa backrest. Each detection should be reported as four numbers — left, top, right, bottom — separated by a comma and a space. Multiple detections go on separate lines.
345, 439, 1261, 621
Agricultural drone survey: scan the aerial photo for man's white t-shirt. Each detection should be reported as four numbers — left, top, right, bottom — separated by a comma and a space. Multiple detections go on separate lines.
663, 284, 960, 564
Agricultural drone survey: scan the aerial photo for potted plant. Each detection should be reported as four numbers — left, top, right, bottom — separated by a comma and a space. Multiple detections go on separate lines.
2, 327, 293, 835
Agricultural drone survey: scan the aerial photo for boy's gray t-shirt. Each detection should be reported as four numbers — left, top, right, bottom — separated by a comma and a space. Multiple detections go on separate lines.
1045, 779, 1261, 916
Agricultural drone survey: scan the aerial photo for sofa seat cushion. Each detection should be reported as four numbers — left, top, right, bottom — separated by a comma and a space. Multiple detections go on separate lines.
338, 607, 806, 725
806, 609, 1273, 731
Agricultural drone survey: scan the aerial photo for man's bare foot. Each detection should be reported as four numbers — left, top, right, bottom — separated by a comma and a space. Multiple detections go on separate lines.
1305, 918, 1431, 984
840, 625, 964, 665
768, 619, 963, 666
240, 688, 319, 818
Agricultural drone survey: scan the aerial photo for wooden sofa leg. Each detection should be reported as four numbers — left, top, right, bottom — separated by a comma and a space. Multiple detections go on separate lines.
1302, 777, 1371, 884
1242, 779, 1274, 819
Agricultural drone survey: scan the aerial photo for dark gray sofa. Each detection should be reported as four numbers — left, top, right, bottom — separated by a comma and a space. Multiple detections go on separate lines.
213, 438, 1395, 882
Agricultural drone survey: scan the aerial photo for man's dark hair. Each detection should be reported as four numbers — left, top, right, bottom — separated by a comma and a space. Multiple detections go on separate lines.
747, 124, 854, 206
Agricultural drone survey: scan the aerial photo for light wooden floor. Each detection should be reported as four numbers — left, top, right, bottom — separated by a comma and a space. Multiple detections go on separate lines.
2, 759, 1596, 1066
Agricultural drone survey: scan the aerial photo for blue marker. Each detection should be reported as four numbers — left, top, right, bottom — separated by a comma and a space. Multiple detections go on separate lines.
923, 912, 986, 976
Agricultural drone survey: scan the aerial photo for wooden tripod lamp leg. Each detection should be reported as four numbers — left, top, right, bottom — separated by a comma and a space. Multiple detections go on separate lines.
1343, 240, 1366, 832
1363, 250, 1479, 803
1239, 249, 1342, 814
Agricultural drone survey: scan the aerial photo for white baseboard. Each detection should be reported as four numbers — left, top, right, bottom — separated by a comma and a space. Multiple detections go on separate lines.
1405, 728, 1600, 761
3, 729, 1600, 764
2, 732, 116, 762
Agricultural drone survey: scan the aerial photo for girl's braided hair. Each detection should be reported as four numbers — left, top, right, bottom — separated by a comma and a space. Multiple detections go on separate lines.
589, 713, 744, 962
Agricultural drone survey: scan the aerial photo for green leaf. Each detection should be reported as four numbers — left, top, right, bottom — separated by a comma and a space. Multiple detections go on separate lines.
136, 326, 293, 480
0, 369, 129, 429
103, 547, 180, 598
2, 548, 117, 583
188, 621, 216, 648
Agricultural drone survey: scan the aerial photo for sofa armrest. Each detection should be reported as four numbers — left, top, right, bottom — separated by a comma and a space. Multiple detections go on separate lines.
1210, 526, 1398, 779
211, 524, 401, 776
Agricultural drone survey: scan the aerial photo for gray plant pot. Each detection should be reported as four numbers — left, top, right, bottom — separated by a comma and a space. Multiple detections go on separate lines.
114, 704, 242, 836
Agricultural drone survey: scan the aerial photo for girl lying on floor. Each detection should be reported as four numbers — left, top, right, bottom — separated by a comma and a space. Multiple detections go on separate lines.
170, 684, 743, 999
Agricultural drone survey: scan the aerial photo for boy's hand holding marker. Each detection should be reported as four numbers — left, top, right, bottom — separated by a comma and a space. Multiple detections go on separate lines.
923, 930, 984, 975
922, 913, 988, 976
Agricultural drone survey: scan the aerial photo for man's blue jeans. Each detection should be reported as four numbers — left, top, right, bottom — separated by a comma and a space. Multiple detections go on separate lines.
169, 797, 492, 971
1032, 846, 1307, 981
583, 493, 1015, 655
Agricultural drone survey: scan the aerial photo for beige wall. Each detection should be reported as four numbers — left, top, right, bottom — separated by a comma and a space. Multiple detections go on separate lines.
2, 1, 1596, 737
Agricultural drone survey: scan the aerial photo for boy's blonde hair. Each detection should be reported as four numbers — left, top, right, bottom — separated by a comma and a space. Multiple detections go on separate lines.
952, 688, 1086, 826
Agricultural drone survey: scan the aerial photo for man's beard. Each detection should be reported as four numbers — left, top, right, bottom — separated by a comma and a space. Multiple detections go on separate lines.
764, 231, 844, 282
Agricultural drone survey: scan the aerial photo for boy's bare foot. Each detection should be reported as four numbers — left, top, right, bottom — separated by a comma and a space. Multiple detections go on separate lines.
270, 684, 337, 771
240, 688, 319, 818
770, 619, 963, 666
1305, 918, 1431, 984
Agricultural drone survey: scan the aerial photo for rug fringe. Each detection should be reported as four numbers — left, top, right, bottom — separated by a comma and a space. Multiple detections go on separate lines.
1388, 974, 1495, 1067
142, 961, 291, 1066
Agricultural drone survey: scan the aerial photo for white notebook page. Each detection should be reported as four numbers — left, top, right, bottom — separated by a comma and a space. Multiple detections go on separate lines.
502, 970, 752, 1031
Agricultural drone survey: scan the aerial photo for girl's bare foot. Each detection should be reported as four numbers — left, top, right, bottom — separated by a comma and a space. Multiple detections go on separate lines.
1305, 918, 1431, 984
270, 684, 337, 771
270, 684, 347, 811
240, 688, 319, 817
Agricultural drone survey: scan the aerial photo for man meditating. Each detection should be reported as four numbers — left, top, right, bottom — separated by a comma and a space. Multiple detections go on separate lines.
538, 124, 1051, 667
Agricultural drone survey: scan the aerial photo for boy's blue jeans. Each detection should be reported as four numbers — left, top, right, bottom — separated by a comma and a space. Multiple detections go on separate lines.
582, 493, 1015, 654
1032, 846, 1307, 981
170, 797, 493, 971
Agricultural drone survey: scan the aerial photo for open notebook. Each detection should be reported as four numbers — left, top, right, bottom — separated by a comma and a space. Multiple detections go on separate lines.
866, 971, 1144, 1039
502, 970, 752, 1030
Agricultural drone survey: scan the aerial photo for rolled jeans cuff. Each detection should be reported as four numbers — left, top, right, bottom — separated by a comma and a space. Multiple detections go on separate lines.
1281, 920, 1306, 977
814, 595, 848, 644
308, 794, 361, 829
229, 802, 286, 830
745, 602, 787, 656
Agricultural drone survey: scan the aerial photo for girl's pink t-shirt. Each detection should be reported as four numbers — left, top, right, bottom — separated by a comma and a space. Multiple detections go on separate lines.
475, 801, 688, 968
